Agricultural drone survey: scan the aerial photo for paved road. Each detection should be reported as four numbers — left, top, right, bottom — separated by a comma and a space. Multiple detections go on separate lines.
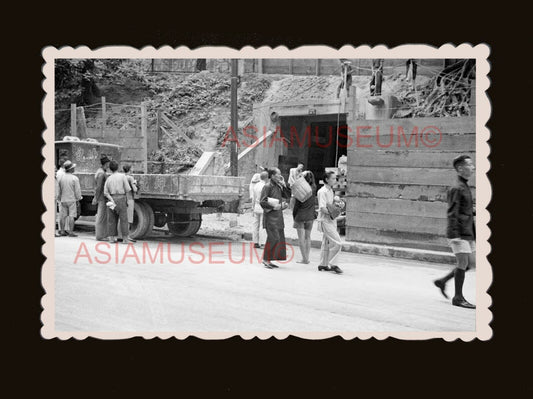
53, 230, 476, 333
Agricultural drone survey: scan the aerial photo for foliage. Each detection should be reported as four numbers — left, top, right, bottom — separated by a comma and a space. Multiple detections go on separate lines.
55, 59, 152, 108
55, 59, 98, 106
55, 59, 274, 171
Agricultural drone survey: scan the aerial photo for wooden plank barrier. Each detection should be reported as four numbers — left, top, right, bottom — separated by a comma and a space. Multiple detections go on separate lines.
345, 116, 476, 251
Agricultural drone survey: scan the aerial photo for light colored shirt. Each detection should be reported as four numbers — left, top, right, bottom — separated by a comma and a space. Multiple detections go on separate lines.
249, 174, 261, 199
317, 184, 334, 222
252, 180, 266, 213
57, 173, 82, 203
56, 168, 65, 182
104, 172, 131, 199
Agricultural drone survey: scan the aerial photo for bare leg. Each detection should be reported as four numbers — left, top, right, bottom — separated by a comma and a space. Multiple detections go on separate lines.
296, 228, 307, 263
467, 251, 476, 270
304, 228, 312, 263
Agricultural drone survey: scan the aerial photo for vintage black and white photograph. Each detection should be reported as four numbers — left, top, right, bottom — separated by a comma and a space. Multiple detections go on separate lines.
41, 45, 491, 339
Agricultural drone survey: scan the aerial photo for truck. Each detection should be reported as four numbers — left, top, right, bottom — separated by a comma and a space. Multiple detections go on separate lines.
55, 140, 245, 239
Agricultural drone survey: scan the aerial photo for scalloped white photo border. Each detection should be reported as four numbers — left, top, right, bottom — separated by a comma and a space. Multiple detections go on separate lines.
41, 44, 492, 340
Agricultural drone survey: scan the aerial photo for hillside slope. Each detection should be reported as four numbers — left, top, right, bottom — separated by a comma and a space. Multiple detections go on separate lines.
69, 61, 469, 173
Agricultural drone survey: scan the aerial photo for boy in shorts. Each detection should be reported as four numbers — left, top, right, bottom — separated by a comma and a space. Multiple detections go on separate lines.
434, 155, 476, 309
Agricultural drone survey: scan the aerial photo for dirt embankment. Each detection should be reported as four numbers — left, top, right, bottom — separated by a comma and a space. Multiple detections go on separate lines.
93, 72, 280, 172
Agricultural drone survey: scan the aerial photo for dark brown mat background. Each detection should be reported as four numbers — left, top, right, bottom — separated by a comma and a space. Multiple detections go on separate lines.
8, 11, 529, 395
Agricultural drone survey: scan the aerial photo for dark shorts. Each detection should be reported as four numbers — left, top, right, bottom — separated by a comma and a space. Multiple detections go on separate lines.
293, 220, 314, 231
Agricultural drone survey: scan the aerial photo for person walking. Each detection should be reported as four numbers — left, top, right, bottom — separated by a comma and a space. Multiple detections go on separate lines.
260, 167, 291, 268
293, 171, 317, 264
316, 171, 343, 274
123, 164, 138, 242
251, 171, 268, 248
57, 160, 82, 237
104, 160, 132, 244
92, 155, 110, 241
433, 155, 476, 309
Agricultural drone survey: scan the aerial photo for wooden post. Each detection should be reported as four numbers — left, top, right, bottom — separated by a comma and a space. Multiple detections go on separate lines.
70, 103, 77, 136
77, 106, 87, 139
141, 102, 148, 174
101, 96, 106, 134
230, 60, 238, 176
315, 59, 320, 76
257, 59, 263, 74
156, 110, 162, 149
289, 59, 294, 75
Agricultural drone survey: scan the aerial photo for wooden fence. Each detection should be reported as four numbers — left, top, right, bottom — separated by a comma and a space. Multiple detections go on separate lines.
67, 100, 150, 174
345, 116, 476, 251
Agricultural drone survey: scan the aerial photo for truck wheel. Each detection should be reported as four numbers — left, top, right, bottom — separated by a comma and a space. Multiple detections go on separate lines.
153, 212, 167, 228
140, 202, 154, 238
168, 220, 202, 237
168, 214, 202, 237
130, 202, 154, 239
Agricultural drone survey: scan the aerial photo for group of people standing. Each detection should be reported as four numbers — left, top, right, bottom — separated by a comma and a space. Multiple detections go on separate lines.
249, 163, 345, 274
55, 155, 138, 244
93, 155, 138, 244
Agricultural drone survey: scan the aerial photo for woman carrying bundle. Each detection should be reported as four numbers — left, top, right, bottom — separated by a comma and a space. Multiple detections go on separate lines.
292, 171, 317, 264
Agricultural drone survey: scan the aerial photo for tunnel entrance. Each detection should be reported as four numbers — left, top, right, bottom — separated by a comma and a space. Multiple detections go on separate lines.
279, 113, 347, 186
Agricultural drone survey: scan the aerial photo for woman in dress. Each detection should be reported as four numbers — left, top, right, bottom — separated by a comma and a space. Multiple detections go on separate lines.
259, 167, 291, 269
292, 171, 317, 264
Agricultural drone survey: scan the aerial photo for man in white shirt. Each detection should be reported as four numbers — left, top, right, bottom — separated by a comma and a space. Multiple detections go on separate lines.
251, 171, 268, 248
104, 160, 132, 244
316, 171, 343, 274
57, 161, 82, 237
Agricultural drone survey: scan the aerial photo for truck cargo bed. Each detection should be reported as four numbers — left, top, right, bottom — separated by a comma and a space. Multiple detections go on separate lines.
77, 173, 244, 202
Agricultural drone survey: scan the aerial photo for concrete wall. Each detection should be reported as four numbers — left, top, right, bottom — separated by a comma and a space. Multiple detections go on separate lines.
245, 94, 356, 189
86, 127, 146, 173
345, 116, 476, 251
